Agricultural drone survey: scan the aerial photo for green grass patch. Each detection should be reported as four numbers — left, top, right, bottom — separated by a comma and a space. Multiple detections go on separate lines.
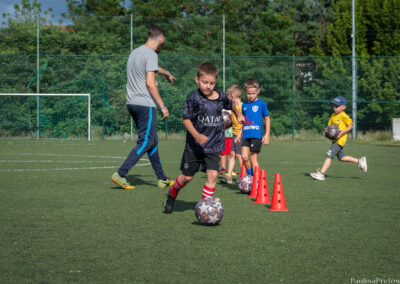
0, 139, 399, 283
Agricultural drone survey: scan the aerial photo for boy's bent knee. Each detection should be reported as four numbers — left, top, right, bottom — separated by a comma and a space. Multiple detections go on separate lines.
326, 149, 335, 159
182, 175, 194, 183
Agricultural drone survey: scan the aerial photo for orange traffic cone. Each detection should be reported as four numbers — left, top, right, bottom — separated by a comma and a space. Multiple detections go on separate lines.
253, 169, 270, 204
249, 166, 260, 198
239, 163, 247, 178
269, 173, 289, 211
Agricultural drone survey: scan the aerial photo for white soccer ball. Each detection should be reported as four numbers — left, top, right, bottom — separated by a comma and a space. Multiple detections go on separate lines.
222, 110, 232, 128
195, 197, 224, 225
238, 175, 253, 194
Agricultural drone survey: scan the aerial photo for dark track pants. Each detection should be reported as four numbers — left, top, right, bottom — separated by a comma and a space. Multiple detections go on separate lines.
118, 105, 166, 180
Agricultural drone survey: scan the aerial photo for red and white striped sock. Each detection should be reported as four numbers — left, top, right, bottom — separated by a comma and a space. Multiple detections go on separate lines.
169, 177, 184, 198
201, 185, 215, 199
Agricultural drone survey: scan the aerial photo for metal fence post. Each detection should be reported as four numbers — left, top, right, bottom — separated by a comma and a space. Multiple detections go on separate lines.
222, 14, 226, 91
292, 55, 295, 140
36, 15, 40, 139
352, 0, 357, 138
229, 56, 232, 87
101, 55, 105, 140
165, 55, 168, 140
130, 13, 134, 141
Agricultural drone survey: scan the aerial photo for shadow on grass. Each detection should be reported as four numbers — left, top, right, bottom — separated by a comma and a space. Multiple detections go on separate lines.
219, 182, 239, 191
303, 173, 361, 180
329, 176, 362, 180
191, 221, 222, 227
235, 191, 250, 196
126, 175, 154, 186
110, 174, 155, 190
172, 200, 197, 212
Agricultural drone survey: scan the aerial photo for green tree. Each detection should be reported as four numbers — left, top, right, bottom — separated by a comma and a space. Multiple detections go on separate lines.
270, 0, 334, 55
362, 0, 400, 56
65, 0, 127, 18
314, 0, 400, 56
357, 57, 400, 130
1, 0, 55, 25
0, 0, 57, 54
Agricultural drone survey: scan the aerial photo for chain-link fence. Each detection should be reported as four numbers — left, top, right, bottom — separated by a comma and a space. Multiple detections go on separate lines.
1, 15, 223, 55
1, 15, 399, 139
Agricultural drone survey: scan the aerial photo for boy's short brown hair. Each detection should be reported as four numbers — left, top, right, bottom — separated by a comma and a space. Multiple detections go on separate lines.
244, 78, 259, 90
197, 62, 218, 78
227, 85, 243, 98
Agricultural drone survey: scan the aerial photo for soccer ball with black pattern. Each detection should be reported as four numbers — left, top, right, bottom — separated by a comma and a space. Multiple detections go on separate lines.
324, 124, 340, 140
238, 175, 253, 194
195, 197, 224, 225
222, 110, 232, 128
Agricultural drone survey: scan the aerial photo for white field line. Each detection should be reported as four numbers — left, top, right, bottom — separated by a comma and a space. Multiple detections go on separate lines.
0, 152, 149, 160
0, 160, 116, 163
0, 152, 152, 172
0, 162, 151, 172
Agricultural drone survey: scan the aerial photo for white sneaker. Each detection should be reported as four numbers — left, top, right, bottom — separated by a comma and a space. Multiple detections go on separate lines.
310, 169, 325, 181
358, 157, 367, 172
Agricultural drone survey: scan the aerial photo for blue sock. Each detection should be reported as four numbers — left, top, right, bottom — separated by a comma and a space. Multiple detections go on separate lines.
246, 169, 253, 176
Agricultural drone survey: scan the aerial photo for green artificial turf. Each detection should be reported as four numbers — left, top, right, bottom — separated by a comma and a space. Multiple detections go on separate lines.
0, 139, 399, 283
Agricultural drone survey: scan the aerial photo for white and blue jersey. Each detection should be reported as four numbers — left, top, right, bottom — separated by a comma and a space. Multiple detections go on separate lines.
242, 99, 269, 139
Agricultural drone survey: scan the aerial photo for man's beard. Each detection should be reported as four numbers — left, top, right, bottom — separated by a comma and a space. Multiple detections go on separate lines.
155, 43, 163, 54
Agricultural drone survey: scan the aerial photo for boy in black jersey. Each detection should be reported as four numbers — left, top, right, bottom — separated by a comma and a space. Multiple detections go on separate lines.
164, 62, 244, 213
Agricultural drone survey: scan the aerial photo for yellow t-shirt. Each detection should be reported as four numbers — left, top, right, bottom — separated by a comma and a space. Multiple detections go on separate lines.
328, 111, 353, 147
231, 102, 243, 136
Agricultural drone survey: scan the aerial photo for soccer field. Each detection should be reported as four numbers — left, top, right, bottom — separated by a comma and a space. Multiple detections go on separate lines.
0, 139, 399, 283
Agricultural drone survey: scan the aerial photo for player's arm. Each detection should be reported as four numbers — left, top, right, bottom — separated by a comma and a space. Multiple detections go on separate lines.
231, 100, 244, 124
183, 119, 208, 145
158, 66, 176, 83
337, 123, 353, 139
234, 127, 242, 143
262, 115, 270, 145
146, 71, 169, 119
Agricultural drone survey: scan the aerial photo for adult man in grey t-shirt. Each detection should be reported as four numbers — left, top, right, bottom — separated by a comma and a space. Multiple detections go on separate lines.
112, 26, 176, 190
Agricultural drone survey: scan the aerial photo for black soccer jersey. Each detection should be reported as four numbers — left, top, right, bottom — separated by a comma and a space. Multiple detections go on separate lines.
182, 89, 232, 153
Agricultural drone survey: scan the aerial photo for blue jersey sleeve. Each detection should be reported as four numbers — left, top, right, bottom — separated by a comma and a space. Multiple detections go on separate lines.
262, 101, 269, 116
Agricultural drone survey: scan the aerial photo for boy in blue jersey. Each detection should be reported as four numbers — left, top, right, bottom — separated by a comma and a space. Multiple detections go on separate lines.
239, 78, 270, 176
164, 63, 245, 213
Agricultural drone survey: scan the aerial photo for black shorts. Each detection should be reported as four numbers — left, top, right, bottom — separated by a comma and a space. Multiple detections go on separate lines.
242, 138, 262, 153
180, 150, 220, 177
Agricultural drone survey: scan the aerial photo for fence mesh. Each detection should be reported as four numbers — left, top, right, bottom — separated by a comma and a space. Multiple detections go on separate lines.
0, 15, 399, 139
0, 94, 89, 139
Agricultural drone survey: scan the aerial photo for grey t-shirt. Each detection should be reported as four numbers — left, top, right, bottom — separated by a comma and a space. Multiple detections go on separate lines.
126, 45, 158, 107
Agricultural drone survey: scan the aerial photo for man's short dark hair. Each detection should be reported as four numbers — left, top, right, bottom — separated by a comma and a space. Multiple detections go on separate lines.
148, 26, 165, 39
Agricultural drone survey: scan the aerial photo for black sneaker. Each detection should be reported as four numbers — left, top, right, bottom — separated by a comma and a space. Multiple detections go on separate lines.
164, 195, 176, 214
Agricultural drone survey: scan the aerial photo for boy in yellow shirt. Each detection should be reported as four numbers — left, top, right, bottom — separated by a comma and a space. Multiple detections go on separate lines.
310, 96, 367, 181
220, 85, 244, 184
